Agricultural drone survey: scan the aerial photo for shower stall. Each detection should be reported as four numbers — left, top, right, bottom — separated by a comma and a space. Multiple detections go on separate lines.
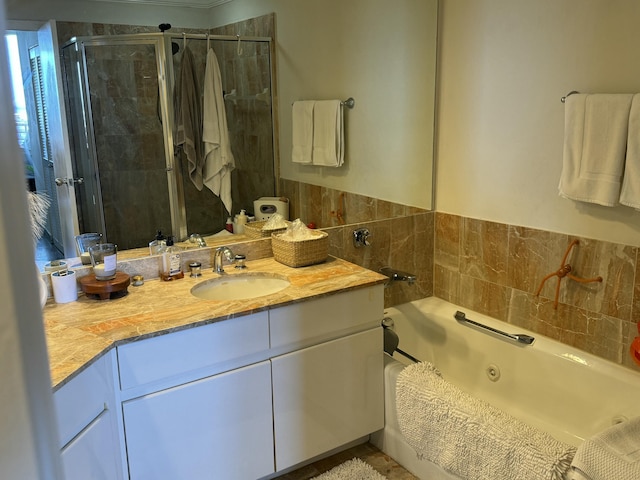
60, 32, 276, 250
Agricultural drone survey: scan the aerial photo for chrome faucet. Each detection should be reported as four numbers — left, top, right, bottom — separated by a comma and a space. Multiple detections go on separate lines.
380, 267, 417, 286
214, 246, 235, 274
189, 233, 207, 247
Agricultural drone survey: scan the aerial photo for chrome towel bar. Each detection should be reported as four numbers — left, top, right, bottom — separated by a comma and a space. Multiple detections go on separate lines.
454, 311, 535, 346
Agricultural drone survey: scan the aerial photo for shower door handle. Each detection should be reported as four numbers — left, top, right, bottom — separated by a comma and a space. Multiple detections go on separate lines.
55, 177, 84, 186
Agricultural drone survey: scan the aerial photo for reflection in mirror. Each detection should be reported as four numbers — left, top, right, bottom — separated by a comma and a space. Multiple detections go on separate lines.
60, 31, 275, 251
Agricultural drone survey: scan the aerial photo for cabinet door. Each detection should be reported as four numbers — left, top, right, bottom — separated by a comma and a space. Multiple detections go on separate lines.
272, 328, 383, 471
123, 361, 274, 480
60, 410, 121, 480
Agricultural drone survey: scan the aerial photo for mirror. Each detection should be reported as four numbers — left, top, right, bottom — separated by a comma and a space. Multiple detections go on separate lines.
7, 1, 438, 270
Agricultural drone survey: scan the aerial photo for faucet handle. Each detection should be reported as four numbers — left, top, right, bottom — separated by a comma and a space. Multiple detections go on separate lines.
234, 254, 247, 269
353, 228, 371, 248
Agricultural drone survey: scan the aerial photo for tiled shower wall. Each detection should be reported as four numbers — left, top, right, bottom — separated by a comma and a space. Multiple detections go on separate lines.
283, 179, 640, 370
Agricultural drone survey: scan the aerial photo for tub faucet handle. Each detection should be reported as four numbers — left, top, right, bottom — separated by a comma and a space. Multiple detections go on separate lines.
353, 228, 371, 248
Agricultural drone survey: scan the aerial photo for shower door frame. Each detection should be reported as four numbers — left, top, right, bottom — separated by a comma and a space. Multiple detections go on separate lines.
63, 31, 276, 245
63, 33, 186, 242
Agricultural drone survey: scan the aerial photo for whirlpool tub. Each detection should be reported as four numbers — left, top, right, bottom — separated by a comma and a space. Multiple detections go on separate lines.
371, 296, 640, 480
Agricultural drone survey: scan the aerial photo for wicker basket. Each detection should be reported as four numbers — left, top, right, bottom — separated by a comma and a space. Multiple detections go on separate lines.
271, 231, 329, 267
244, 220, 289, 239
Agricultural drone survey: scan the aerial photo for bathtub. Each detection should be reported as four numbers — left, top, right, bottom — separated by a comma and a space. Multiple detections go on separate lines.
370, 296, 640, 480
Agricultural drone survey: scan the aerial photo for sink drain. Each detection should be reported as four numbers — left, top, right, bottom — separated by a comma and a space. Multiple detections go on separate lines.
486, 364, 501, 382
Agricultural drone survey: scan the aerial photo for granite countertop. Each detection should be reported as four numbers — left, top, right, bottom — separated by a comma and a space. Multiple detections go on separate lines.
43, 256, 387, 391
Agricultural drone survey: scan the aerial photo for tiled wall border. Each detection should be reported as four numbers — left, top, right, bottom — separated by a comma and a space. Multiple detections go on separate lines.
435, 212, 639, 370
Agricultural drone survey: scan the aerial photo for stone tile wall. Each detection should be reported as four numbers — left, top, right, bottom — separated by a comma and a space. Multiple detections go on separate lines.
435, 212, 639, 370
279, 179, 434, 307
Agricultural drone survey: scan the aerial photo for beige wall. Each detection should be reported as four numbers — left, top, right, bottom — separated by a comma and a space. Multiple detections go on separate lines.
211, 0, 437, 210
436, 0, 640, 247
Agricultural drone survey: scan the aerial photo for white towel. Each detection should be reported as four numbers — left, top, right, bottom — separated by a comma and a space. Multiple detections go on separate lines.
292, 101, 314, 164
312, 100, 344, 167
570, 416, 640, 480
396, 362, 576, 480
202, 48, 235, 214
175, 46, 204, 190
620, 94, 640, 209
558, 93, 633, 206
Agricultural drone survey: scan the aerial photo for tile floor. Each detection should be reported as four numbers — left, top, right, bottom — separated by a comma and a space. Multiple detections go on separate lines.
273, 443, 418, 480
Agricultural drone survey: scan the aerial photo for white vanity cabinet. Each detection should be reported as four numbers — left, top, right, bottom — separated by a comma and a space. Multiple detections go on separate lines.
113, 285, 383, 479
269, 287, 384, 471
117, 311, 273, 480
54, 351, 122, 480
122, 361, 274, 480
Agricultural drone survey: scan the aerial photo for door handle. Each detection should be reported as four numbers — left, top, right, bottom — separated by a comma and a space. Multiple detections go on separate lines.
55, 177, 84, 186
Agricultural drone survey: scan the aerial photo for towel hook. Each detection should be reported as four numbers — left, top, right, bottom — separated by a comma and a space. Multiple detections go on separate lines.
236, 34, 243, 55
182, 32, 187, 48
206, 32, 210, 50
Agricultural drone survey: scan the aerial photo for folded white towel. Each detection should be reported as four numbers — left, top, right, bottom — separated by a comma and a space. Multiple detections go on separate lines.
202, 48, 235, 214
570, 416, 640, 480
620, 94, 640, 209
292, 101, 314, 164
558, 93, 633, 206
312, 100, 344, 167
396, 362, 575, 480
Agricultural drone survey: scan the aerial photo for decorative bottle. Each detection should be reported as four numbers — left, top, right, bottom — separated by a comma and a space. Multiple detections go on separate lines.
160, 236, 184, 281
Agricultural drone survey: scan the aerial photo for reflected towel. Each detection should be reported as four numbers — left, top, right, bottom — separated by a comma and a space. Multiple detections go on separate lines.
292, 101, 314, 164
570, 416, 640, 480
175, 46, 204, 190
620, 94, 640, 209
396, 362, 575, 480
558, 93, 633, 206
312, 100, 344, 167
202, 48, 235, 214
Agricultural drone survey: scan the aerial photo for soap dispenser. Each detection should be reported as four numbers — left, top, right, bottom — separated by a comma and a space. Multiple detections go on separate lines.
160, 236, 184, 281
235, 209, 248, 234
149, 230, 167, 255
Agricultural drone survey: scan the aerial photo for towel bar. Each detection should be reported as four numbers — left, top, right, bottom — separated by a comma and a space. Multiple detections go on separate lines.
561, 90, 579, 103
292, 97, 355, 109
454, 311, 535, 345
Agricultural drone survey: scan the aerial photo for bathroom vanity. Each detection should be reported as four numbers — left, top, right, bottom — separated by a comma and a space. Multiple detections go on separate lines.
44, 256, 385, 479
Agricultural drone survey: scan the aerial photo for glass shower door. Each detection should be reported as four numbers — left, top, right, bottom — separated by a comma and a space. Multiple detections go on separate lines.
61, 41, 104, 237
62, 36, 180, 250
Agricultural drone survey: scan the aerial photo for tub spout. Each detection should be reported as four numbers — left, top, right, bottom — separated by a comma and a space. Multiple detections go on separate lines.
380, 267, 417, 286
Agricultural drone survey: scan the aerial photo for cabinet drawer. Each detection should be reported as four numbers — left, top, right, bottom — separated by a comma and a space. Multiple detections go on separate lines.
270, 285, 383, 352
54, 351, 114, 449
117, 311, 269, 392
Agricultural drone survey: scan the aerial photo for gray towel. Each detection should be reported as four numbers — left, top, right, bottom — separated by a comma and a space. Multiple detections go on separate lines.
175, 46, 204, 190
571, 416, 640, 480
396, 362, 575, 480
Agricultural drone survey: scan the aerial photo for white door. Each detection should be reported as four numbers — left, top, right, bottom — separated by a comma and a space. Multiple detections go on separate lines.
37, 20, 79, 258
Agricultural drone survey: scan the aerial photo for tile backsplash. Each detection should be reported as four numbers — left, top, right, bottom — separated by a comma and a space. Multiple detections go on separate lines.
279, 179, 434, 307
435, 212, 639, 370
280, 180, 639, 370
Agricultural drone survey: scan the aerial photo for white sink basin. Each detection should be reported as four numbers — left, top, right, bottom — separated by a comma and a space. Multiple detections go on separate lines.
191, 273, 290, 301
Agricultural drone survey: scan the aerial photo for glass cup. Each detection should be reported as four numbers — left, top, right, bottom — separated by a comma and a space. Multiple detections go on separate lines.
75, 233, 103, 265
89, 243, 117, 281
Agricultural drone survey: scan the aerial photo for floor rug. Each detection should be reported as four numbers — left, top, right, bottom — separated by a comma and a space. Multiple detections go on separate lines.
311, 458, 387, 480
